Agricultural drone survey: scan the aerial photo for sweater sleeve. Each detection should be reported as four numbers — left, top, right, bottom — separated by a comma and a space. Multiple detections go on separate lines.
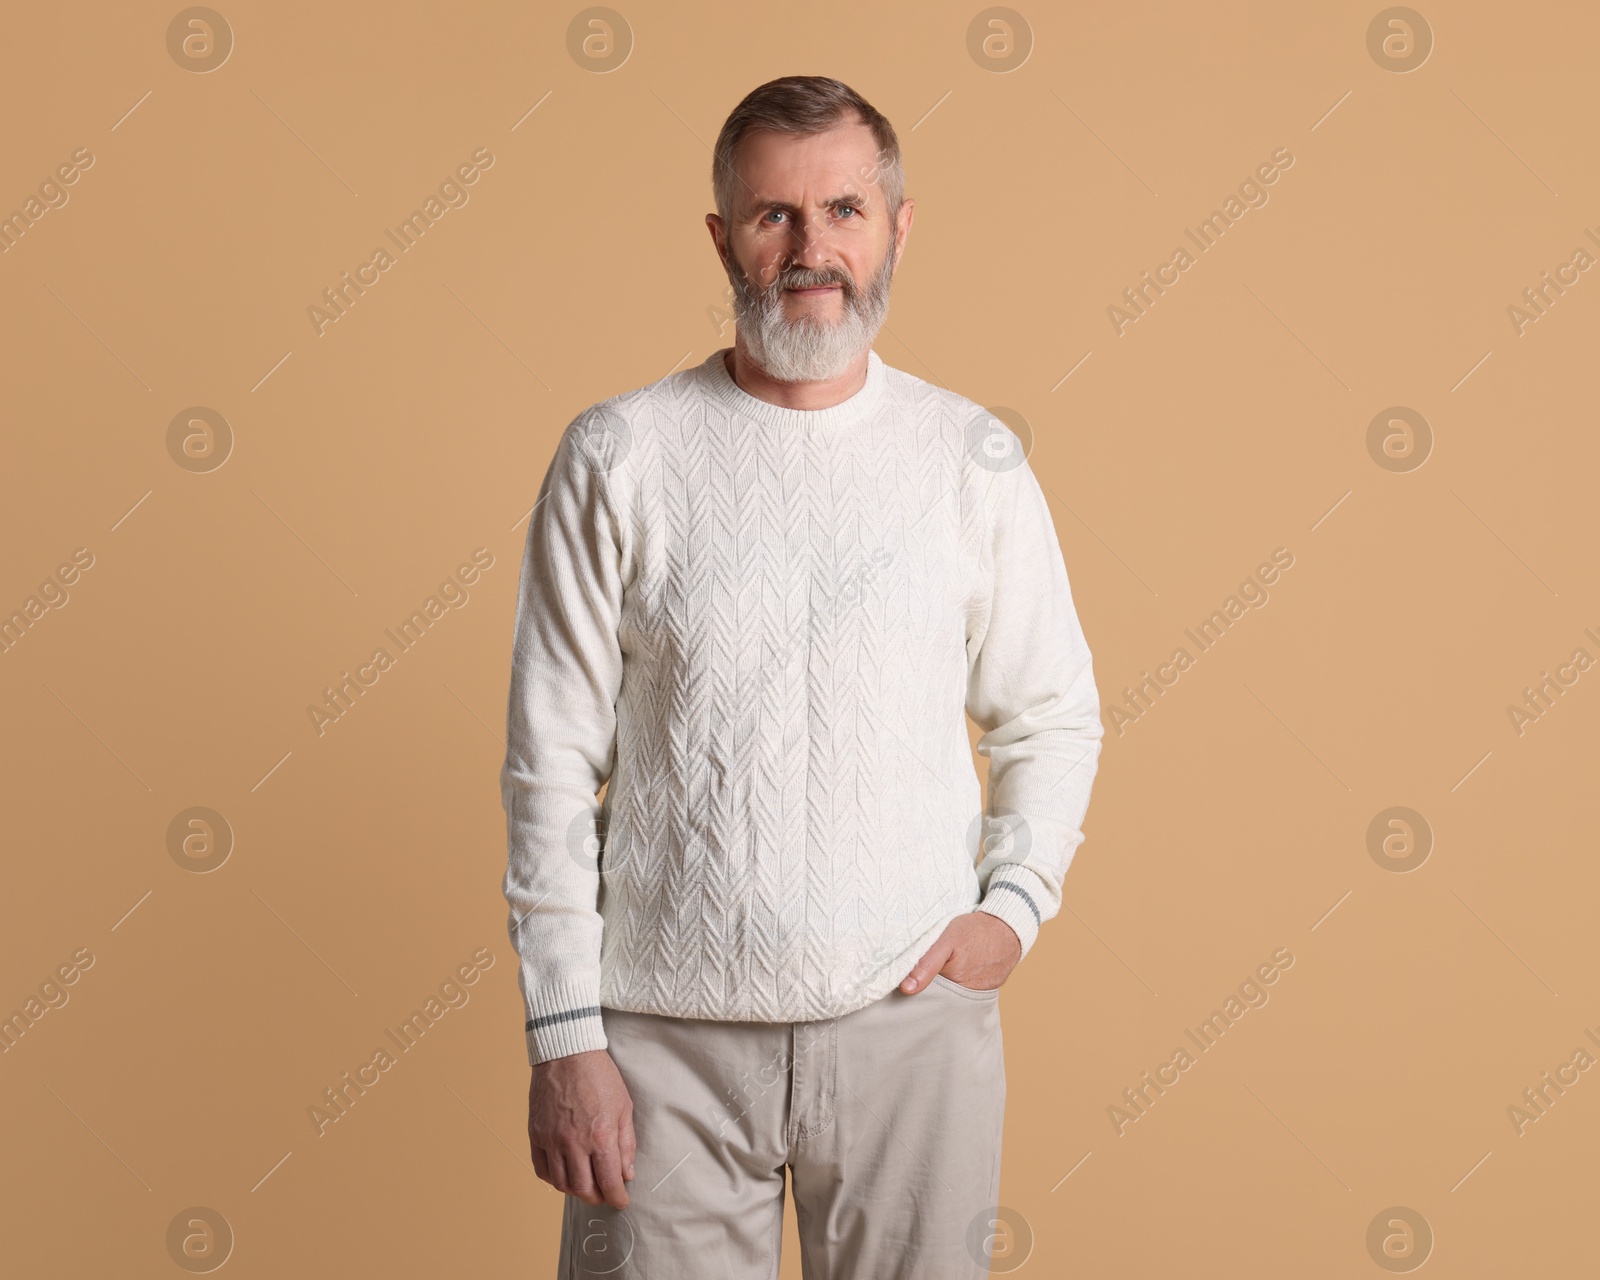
964, 444, 1104, 962
500, 412, 627, 1066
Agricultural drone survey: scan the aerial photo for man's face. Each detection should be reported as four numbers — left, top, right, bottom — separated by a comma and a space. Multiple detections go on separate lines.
709, 118, 911, 383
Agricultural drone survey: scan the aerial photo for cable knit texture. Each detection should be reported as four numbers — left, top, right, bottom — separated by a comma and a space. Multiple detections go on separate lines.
501, 347, 1103, 1065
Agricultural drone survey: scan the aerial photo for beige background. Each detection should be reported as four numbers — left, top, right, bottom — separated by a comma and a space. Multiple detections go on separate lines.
2, 1, 1595, 1275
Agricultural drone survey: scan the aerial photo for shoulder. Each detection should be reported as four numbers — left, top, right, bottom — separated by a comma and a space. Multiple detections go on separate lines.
554, 360, 701, 478
876, 358, 1036, 544
876, 356, 1029, 478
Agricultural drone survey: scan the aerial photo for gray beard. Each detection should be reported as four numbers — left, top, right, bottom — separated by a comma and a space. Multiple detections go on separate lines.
726, 244, 896, 383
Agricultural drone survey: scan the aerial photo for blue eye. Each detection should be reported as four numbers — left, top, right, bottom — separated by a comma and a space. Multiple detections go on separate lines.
762, 206, 858, 224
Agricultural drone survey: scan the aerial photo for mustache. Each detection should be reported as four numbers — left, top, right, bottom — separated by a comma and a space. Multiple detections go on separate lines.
751, 264, 855, 298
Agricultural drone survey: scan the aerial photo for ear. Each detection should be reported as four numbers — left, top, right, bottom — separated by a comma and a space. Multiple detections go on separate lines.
705, 212, 728, 269
892, 198, 914, 269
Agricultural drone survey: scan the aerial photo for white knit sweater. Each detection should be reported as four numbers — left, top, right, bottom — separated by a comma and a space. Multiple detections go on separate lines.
501, 347, 1103, 1065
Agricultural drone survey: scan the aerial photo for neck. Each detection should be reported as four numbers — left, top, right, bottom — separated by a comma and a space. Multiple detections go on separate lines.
724, 341, 870, 410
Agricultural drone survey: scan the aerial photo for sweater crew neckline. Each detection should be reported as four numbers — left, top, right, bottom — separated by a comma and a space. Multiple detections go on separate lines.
699, 346, 886, 430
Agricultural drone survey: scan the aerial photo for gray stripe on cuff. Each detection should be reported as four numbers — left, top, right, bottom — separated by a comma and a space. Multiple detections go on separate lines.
989, 879, 1041, 924
526, 1005, 604, 1032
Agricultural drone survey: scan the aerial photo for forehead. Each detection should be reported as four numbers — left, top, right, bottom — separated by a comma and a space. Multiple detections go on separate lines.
730, 118, 883, 212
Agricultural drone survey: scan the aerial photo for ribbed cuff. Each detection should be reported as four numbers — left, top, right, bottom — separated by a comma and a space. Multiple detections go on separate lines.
976, 864, 1049, 960
524, 973, 608, 1066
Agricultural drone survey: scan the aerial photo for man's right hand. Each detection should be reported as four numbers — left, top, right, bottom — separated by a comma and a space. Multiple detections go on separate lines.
528, 1048, 637, 1208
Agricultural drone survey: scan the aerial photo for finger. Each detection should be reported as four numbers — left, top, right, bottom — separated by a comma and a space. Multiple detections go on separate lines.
547, 1148, 569, 1194
591, 1143, 630, 1210
900, 945, 952, 992
563, 1144, 601, 1205
530, 1142, 551, 1184
618, 1110, 637, 1182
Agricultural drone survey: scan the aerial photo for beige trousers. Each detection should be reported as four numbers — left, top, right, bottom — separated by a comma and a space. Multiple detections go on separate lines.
557, 974, 1007, 1279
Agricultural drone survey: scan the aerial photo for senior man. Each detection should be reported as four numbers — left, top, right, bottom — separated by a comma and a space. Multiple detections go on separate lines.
501, 73, 1103, 1279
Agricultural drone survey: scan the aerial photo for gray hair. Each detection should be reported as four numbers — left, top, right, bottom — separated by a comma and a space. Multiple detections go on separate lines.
711, 76, 905, 226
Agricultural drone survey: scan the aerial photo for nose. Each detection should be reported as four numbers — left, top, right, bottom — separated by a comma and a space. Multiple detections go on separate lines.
786, 209, 835, 270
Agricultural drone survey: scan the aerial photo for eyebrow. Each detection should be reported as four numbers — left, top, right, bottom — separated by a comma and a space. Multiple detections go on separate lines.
746, 194, 869, 219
